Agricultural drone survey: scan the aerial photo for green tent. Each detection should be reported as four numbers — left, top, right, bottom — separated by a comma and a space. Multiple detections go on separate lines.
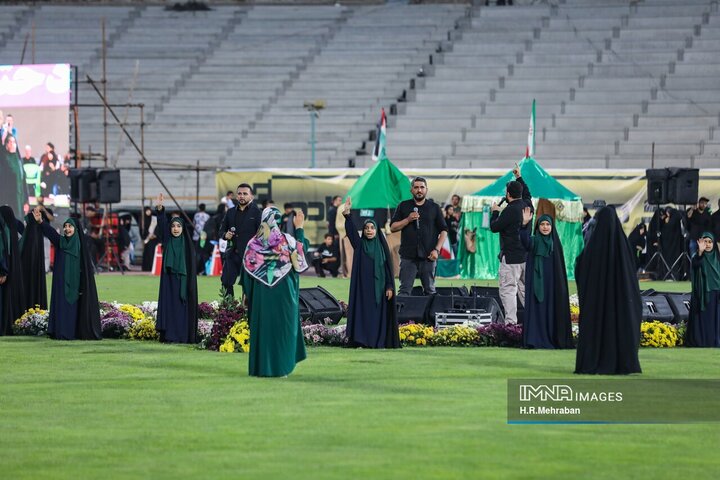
344, 157, 412, 208
458, 157, 584, 280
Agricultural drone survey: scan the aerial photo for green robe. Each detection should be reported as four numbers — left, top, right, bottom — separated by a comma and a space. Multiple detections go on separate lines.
242, 228, 307, 377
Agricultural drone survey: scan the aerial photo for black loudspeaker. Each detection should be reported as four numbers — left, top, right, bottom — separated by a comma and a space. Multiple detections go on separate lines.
663, 293, 691, 324
396, 295, 433, 325
646, 169, 669, 204
641, 295, 675, 323
667, 168, 699, 205
470, 285, 522, 324
299, 286, 343, 325
69, 168, 97, 203
97, 169, 121, 204
429, 295, 504, 324
411, 285, 469, 296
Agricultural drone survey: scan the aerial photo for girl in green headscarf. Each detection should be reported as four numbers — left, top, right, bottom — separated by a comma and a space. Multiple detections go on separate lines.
154, 194, 198, 344
33, 208, 101, 340
519, 209, 573, 349
687, 232, 720, 347
342, 197, 400, 349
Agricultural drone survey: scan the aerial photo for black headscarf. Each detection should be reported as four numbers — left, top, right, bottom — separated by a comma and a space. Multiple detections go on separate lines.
20, 212, 48, 310
0, 205, 25, 335
575, 206, 642, 375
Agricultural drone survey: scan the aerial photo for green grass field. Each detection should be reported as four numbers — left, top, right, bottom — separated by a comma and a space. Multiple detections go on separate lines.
2, 274, 715, 479
85, 273, 692, 305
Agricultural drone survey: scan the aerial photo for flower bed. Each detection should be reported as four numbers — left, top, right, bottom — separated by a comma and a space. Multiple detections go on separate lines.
11, 298, 688, 350
640, 321, 681, 348
13, 307, 49, 336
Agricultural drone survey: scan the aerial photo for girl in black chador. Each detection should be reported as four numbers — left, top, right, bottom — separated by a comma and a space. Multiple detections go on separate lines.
519, 210, 573, 349
33, 208, 101, 340
343, 197, 399, 349
687, 232, 720, 347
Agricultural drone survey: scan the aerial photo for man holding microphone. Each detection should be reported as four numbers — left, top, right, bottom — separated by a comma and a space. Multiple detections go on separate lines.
490, 164, 532, 324
219, 183, 261, 298
391, 177, 448, 296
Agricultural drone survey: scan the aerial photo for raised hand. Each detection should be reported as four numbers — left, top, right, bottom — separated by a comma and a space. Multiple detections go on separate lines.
697, 239, 704, 256
343, 196, 352, 215
293, 209, 305, 229
156, 193, 164, 209
513, 163, 520, 178
32, 207, 43, 223
522, 206, 533, 226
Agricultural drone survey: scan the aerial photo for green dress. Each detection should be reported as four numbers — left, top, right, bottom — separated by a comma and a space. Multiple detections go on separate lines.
242, 227, 307, 377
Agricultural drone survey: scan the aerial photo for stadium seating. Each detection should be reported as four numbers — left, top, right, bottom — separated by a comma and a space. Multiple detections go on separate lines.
0, 1, 717, 205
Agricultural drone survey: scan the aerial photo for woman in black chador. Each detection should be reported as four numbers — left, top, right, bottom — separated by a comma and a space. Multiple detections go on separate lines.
575, 206, 642, 375
0, 205, 25, 336
343, 197, 399, 349
519, 210, 573, 349
687, 232, 720, 347
33, 208, 101, 340
154, 194, 198, 344
20, 210, 48, 310
627, 222, 647, 271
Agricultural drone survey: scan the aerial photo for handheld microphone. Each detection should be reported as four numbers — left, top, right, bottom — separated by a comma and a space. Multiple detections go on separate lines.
497, 198, 507, 207
230, 227, 236, 236
413, 207, 419, 229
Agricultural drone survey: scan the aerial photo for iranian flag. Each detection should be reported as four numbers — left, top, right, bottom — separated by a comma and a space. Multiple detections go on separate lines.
525, 99, 535, 159
372, 108, 387, 161
439, 235, 454, 260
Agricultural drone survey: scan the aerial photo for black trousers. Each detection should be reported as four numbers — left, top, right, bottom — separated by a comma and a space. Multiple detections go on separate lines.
312, 258, 339, 277
221, 251, 244, 297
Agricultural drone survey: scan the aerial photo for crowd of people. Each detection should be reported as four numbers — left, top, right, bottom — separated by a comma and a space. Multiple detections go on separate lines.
0, 110, 71, 215
1, 173, 718, 379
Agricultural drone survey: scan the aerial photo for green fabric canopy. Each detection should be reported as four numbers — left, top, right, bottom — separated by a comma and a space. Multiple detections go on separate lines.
458, 158, 584, 280
344, 157, 412, 208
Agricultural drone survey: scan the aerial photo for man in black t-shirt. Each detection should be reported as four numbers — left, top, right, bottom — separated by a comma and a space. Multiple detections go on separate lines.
391, 177, 448, 295
490, 165, 532, 324
219, 183, 261, 298
312, 233, 340, 277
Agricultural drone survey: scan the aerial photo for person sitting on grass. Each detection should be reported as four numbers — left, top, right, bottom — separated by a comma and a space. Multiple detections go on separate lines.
312, 233, 340, 278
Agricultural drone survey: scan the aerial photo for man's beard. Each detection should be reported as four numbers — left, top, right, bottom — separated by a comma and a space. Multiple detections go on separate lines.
414, 193, 425, 201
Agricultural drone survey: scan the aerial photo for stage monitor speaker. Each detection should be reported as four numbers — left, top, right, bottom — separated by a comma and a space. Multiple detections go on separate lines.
646, 169, 669, 205
97, 169, 121, 204
641, 295, 675, 324
470, 285, 522, 324
663, 293, 691, 324
299, 286, 343, 325
429, 295, 504, 324
69, 168, 97, 203
667, 168, 699, 205
396, 295, 433, 325
411, 285, 469, 297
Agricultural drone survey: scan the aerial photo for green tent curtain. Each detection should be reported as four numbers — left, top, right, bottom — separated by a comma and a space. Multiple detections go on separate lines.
344, 157, 412, 208
458, 158, 584, 280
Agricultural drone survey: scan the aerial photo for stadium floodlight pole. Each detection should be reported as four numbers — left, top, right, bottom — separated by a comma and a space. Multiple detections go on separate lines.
86, 75, 193, 226
304, 100, 325, 168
